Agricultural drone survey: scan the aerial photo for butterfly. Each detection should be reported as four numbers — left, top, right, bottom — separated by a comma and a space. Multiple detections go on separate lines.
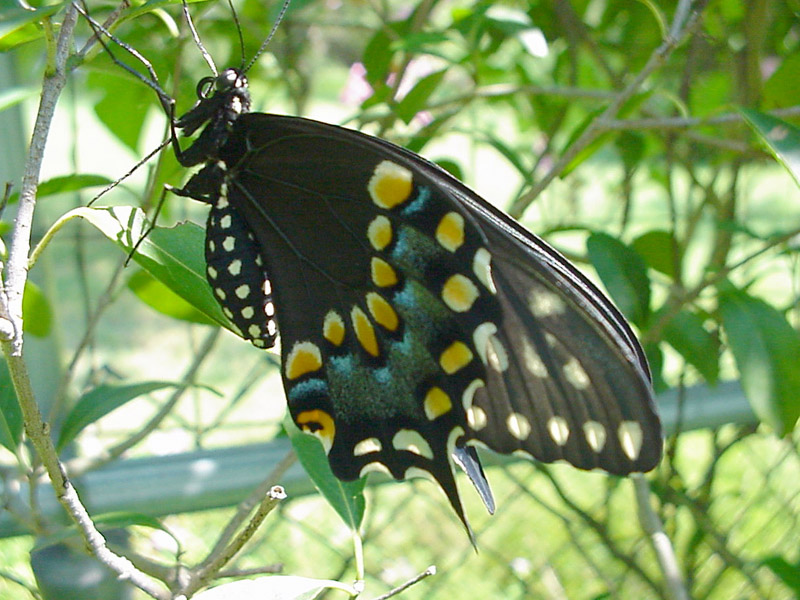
157, 63, 664, 534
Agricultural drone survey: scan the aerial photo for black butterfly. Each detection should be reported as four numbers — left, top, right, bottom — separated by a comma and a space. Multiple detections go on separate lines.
163, 63, 662, 532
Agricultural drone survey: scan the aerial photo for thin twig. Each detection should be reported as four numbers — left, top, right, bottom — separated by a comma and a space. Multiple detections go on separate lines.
0, 4, 169, 598
179, 486, 287, 597
370, 566, 436, 600
633, 476, 689, 600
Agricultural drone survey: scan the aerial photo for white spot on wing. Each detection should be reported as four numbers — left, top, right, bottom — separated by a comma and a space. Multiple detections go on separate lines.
354, 437, 382, 456
583, 421, 606, 452
392, 429, 433, 459
618, 421, 643, 460
547, 416, 569, 446
467, 406, 488, 430
522, 338, 548, 377
507, 412, 531, 440
563, 358, 590, 390
528, 288, 566, 317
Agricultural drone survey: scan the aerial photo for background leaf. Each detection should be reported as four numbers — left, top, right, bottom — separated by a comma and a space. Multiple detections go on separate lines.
718, 285, 800, 435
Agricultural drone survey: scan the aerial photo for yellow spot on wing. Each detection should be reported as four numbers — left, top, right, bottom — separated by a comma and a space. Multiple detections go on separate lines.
368, 161, 413, 209
366, 292, 399, 332
442, 274, 479, 312
323, 311, 345, 346
440, 341, 473, 374
370, 257, 398, 287
296, 409, 335, 453
435, 212, 465, 252
367, 216, 393, 250
351, 306, 379, 357
285, 341, 323, 380
423, 387, 452, 420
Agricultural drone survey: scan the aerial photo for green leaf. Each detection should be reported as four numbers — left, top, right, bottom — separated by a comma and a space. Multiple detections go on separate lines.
740, 108, 800, 188
127, 269, 216, 325
22, 281, 52, 337
66, 206, 231, 331
718, 285, 800, 435
57, 381, 181, 450
660, 308, 719, 384
0, 4, 60, 51
6, 174, 113, 206
395, 69, 446, 124
363, 28, 395, 85
763, 54, 800, 109
194, 575, 357, 600
283, 414, 366, 531
632, 230, 677, 278
587, 232, 651, 327
0, 359, 23, 452
762, 556, 800, 593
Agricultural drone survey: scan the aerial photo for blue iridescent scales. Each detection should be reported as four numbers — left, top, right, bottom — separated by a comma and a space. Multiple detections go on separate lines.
171, 68, 663, 535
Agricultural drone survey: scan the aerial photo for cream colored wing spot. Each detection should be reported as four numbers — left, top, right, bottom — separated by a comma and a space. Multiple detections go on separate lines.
467, 405, 488, 430
285, 341, 323, 380
439, 341, 473, 374
435, 212, 465, 252
351, 305, 379, 357
359, 462, 392, 477
404, 466, 436, 482
522, 338, 548, 377
368, 161, 413, 209
353, 437, 382, 456
547, 416, 570, 446
265, 302, 275, 317
486, 334, 509, 372
472, 248, 496, 294
241, 307, 254, 320
507, 412, 531, 440
528, 288, 566, 317
442, 274, 479, 313
583, 421, 607, 453
222, 236, 236, 252
462, 378, 485, 410
323, 310, 345, 346
235, 284, 250, 299
215, 288, 226, 300
618, 421, 643, 460
227, 259, 242, 276
219, 214, 232, 229
367, 215, 393, 251
392, 429, 434, 459
424, 386, 452, 420
247, 324, 261, 339
207, 266, 218, 279
563, 357, 590, 390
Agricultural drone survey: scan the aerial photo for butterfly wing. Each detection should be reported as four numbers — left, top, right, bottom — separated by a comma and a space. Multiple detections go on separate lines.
211, 112, 661, 529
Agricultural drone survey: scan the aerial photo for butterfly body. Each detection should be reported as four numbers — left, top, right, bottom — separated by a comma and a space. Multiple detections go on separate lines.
172, 68, 662, 528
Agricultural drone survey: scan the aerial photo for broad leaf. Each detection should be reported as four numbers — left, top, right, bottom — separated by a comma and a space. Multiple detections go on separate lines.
660, 308, 719, 384
587, 232, 651, 327
0, 359, 23, 452
22, 281, 52, 337
284, 414, 366, 531
718, 285, 800, 435
740, 108, 800, 188
57, 381, 181, 450
127, 269, 216, 325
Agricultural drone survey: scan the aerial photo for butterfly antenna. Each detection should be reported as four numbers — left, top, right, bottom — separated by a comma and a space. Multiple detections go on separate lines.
181, 0, 217, 76
242, 0, 291, 73
224, 0, 247, 69
74, 1, 174, 118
